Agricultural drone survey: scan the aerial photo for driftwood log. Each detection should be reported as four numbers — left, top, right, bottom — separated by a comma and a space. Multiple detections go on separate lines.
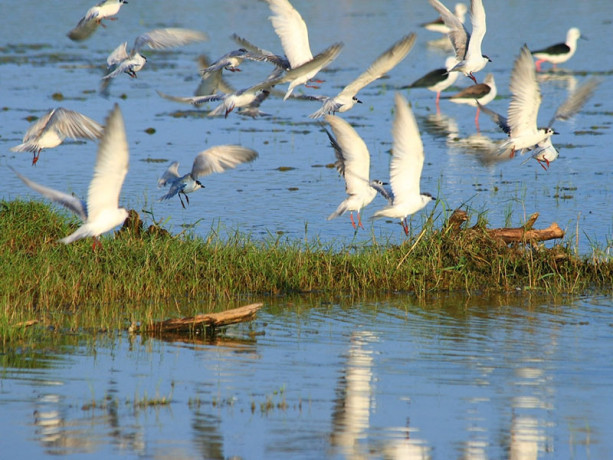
446, 209, 564, 244
141, 302, 263, 334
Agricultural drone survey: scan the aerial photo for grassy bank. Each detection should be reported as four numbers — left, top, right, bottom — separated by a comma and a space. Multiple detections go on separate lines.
1, 200, 612, 338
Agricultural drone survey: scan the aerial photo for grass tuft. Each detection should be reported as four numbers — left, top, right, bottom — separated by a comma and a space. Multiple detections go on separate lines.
1, 200, 612, 341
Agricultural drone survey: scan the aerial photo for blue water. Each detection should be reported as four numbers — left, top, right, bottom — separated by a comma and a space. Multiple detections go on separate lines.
1, 295, 612, 459
1, 0, 611, 251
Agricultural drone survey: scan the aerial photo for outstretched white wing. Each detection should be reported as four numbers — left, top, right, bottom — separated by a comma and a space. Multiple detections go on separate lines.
190, 145, 258, 179
465, 0, 487, 62
339, 33, 416, 100
507, 45, 540, 137
133, 28, 208, 52
428, 0, 469, 60
265, 0, 313, 67
10, 166, 88, 221
324, 115, 372, 198
389, 93, 424, 205
87, 104, 129, 223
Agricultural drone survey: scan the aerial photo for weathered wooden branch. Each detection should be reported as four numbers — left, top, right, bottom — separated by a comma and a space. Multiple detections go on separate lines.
488, 222, 564, 244
142, 302, 264, 333
446, 209, 564, 244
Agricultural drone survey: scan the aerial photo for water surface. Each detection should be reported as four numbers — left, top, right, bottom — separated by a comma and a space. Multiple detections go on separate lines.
2, 294, 612, 458
1, 0, 611, 251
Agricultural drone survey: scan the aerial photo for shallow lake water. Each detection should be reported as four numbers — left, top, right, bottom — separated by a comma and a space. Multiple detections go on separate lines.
2, 294, 613, 459
1, 0, 612, 458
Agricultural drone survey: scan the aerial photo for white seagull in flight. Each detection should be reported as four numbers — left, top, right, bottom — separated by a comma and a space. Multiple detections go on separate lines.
428, 0, 490, 83
264, 0, 343, 99
10, 108, 104, 165
324, 115, 386, 230
308, 33, 416, 118
372, 93, 435, 235
102, 28, 207, 80
158, 146, 258, 208
11, 104, 130, 248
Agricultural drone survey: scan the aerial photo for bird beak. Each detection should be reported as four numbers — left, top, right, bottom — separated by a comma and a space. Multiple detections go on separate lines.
553, 131, 559, 135
356, 99, 363, 104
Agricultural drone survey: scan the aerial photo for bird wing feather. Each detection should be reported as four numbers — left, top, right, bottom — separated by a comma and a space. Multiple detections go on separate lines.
265, 0, 313, 67
191, 145, 258, 179
389, 93, 424, 204
87, 104, 129, 223
507, 45, 540, 136
324, 115, 372, 197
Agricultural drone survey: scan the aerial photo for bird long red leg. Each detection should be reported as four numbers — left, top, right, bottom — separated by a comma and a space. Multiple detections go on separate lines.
32, 151, 41, 166
475, 106, 481, 130
92, 237, 102, 251
468, 72, 478, 84
435, 92, 441, 113
349, 213, 358, 230
402, 219, 409, 236
357, 212, 365, 230
537, 158, 550, 171
535, 60, 545, 72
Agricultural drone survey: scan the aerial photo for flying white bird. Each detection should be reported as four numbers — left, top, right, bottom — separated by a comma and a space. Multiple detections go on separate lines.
308, 33, 416, 118
200, 48, 274, 78
68, 0, 128, 41
324, 115, 385, 230
428, 0, 490, 83
264, 0, 343, 99
372, 93, 435, 235
158, 146, 258, 208
157, 68, 282, 118
480, 75, 600, 169
102, 28, 208, 80
10, 104, 129, 248
231, 33, 291, 71
494, 45, 559, 159
11, 108, 104, 165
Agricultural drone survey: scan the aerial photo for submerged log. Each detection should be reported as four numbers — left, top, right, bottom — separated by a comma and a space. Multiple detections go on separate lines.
447, 209, 564, 244
143, 302, 264, 334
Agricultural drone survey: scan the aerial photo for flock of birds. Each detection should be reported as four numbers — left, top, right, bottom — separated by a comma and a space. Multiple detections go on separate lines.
8, 0, 600, 245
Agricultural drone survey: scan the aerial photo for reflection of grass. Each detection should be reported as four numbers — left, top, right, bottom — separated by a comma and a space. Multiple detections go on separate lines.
2, 200, 612, 340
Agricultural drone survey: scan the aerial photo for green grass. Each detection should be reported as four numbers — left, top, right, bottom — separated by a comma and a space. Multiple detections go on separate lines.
1, 199, 612, 340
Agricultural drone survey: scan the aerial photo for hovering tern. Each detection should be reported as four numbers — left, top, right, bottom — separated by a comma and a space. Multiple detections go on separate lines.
68, 0, 128, 41
421, 2, 468, 35
157, 68, 282, 118
231, 33, 291, 71
158, 146, 258, 208
372, 94, 435, 235
194, 54, 236, 97
102, 28, 208, 80
200, 48, 271, 79
492, 45, 560, 159
10, 104, 129, 248
11, 108, 104, 165
403, 56, 460, 109
480, 76, 600, 169
443, 72, 496, 127
428, 0, 490, 83
264, 0, 343, 99
324, 115, 385, 230
308, 33, 416, 119
532, 27, 584, 72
